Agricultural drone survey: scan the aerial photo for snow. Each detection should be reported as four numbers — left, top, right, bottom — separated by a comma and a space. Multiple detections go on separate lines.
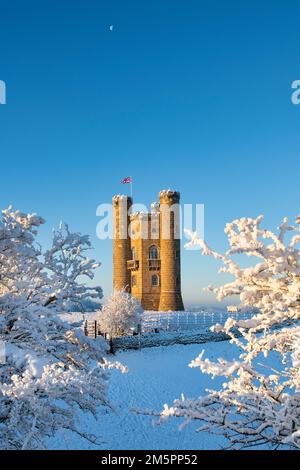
48, 341, 236, 450
2, 206, 299, 449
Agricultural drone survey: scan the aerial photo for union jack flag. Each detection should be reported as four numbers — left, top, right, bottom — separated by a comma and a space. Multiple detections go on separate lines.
120, 176, 132, 184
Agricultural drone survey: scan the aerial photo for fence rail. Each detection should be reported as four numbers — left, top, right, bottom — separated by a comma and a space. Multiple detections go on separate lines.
85, 311, 255, 338
84, 320, 97, 338
141, 310, 254, 333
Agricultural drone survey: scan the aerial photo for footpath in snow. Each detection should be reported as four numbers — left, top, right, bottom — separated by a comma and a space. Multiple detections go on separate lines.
49, 341, 238, 450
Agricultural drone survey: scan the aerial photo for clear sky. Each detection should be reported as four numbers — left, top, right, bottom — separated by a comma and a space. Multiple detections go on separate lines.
1, 0, 300, 305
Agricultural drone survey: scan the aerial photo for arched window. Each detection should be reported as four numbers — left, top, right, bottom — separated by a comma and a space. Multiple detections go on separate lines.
151, 274, 159, 286
149, 245, 158, 259
132, 275, 137, 287
131, 247, 137, 260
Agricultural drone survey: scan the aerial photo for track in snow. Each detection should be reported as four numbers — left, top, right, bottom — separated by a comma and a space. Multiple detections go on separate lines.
49, 341, 236, 449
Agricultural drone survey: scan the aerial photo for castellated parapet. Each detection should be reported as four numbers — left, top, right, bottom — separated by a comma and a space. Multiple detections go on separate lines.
113, 190, 184, 311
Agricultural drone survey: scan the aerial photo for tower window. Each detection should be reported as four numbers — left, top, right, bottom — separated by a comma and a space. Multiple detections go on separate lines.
151, 274, 159, 286
149, 245, 159, 259
175, 250, 180, 259
132, 275, 137, 287
131, 247, 137, 260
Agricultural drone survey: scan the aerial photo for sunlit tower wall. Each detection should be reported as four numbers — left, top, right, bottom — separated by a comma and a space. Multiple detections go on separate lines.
158, 190, 184, 311
113, 195, 132, 292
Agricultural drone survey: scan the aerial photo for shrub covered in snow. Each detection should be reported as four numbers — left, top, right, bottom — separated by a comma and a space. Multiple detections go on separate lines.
162, 215, 300, 449
0, 207, 123, 449
98, 289, 143, 338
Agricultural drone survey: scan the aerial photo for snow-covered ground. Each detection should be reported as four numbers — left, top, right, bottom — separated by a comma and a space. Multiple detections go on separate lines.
48, 341, 239, 450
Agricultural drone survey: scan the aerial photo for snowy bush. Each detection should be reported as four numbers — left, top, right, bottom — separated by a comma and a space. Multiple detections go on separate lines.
98, 289, 143, 338
162, 215, 300, 449
0, 207, 123, 449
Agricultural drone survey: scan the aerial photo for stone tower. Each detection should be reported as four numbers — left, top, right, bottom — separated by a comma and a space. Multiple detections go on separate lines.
113, 195, 132, 292
158, 190, 184, 311
113, 190, 184, 311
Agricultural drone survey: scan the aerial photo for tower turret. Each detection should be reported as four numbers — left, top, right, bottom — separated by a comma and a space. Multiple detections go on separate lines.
158, 190, 184, 311
113, 195, 132, 292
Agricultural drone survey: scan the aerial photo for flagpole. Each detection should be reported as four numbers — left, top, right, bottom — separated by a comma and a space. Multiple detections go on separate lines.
130, 177, 133, 199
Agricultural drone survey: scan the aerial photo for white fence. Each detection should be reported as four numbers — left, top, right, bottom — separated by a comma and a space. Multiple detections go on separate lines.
84, 310, 255, 338
141, 310, 253, 333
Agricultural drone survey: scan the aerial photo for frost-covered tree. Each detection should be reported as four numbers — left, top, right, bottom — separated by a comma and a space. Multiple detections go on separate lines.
0, 207, 124, 449
0, 206, 48, 302
98, 289, 143, 338
161, 215, 300, 449
43, 222, 103, 311
0, 209, 102, 311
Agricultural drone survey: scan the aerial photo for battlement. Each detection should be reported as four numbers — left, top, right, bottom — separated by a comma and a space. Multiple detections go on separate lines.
159, 189, 180, 205
129, 211, 150, 221
112, 194, 132, 207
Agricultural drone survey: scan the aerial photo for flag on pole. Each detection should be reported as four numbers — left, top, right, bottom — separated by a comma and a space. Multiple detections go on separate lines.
120, 176, 133, 198
120, 176, 132, 184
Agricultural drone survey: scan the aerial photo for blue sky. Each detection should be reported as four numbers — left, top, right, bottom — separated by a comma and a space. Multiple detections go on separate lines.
1, 0, 300, 305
